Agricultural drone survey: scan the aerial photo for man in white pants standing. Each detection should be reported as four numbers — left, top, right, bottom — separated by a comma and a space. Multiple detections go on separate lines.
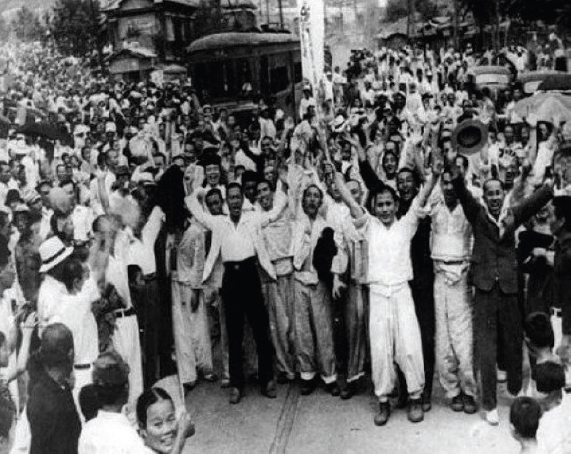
429, 168, 478, 414
334, 160, 440, 426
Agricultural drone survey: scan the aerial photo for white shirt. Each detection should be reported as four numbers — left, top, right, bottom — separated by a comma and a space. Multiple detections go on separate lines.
106, 229, 133, 308
72, 205, 95, 242
89, 172, 116, 216
537, 394, 571, 454
234, 149, 257, 172
355, 199, 424, 287
78, 410, 153, 454
38, 207, 53, 242
51, 277, 99, 366
188, 189, 287, 264
128, 206, 164, 275
37, 274, 67, 333
430, 200, 473, 262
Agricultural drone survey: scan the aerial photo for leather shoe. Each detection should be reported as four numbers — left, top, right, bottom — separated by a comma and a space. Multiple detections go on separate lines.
407, 398, 424, 423
450, 394, 464, 412
374, 402, 391, 426
276, 372, 293, 384
462, 394, 478, 414
300, 378, 317, 395
422, 392, 432, 412
261, 380, 277, 398
340, 382, 356, 400
183, 382, 196, 396
229, 387, 241, 404
326, 381, 341, 397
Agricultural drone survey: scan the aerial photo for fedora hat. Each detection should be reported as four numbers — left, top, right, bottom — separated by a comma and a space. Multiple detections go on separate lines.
39, 237, 74, 273
452, 119, 488, 155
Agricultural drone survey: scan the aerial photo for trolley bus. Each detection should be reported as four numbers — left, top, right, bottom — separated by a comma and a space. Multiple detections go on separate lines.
187, 31, 302, 123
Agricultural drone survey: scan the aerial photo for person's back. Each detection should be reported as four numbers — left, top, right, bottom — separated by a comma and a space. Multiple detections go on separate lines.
79, 409, 152, 454
535, 361, 569, 454
78, 351, 151, 454
27, 323, 81, 454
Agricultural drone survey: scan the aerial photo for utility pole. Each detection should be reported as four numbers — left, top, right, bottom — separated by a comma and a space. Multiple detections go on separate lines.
278, 0, 284, 29
494, 0, 500, 53
266, 0, 270, 25
453, 0, 459, 49
407, 0, 415, 38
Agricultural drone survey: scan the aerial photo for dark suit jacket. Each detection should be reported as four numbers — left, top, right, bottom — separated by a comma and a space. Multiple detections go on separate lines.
554, 228, 571, 335
453, 178, 553, 294
27, 369, 81, 454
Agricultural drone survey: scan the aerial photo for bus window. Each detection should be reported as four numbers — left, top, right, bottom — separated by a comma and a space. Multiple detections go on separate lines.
260, 56, 269, 96
236, 59, 252, 96
294, 62, 302, 83
270, 66, 289, 92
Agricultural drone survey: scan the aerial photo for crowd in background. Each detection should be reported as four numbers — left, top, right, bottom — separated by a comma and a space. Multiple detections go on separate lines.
0, 33, 569, 453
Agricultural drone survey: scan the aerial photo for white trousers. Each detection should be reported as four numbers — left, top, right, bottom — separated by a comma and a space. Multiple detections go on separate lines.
434, 268, 477, 398
369, 283, 424, 401
113, 313, 143, 405
172, 282, 213, 384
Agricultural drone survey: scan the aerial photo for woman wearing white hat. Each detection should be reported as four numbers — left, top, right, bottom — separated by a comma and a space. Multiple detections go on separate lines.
36, 236, 74, 334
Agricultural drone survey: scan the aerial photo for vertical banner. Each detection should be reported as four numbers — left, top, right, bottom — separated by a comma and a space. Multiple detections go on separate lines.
298, 0, 325, 92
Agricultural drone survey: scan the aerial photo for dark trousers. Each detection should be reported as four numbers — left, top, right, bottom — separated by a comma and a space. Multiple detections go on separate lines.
411, 282, 435, 399
475, 283, 523, 410
132, 277, 160, 389
221, 257, 274, 390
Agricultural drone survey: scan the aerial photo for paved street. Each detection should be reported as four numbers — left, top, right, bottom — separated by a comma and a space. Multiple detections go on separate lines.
156, 376, 522, 454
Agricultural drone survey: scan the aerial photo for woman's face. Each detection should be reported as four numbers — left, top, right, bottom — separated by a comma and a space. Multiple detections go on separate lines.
143, 400, 178, 454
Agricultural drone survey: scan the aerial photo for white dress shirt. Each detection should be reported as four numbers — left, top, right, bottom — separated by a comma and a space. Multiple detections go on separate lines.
106, 229, 133, 308
128, 206, 164, 275
51, 276, 99, 366
537, 393, 571, 454
78, 410, 153, 454
37, 274, 67, 333
355, 198, 425, 287
430, 201, 473, 262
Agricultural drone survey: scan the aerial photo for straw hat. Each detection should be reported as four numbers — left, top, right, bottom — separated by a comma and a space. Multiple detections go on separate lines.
38, 237, 74, 273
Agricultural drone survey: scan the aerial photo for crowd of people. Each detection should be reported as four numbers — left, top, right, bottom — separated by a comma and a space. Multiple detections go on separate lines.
0, 34, 570, 453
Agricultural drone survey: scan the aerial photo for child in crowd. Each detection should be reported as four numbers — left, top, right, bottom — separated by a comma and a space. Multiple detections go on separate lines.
510, 396, 542, 454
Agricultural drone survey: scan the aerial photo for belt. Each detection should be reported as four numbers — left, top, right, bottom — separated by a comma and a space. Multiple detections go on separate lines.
74, 363, 91, 370
114, 307, 136, 317
144, 272, 157, 282
440, 260, 467, 265
551, 307, 562, 318
224, 256, 257, 271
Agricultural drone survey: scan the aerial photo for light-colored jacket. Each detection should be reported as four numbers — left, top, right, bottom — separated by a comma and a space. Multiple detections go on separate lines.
187, 188, 288, 283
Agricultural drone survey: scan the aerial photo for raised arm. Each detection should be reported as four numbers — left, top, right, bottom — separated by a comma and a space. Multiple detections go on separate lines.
186, 189, 218, 232
333, 170, 365, 220
512, 181, 554, 228
451, 166, 483, 226
416, 157, 442, 208
258, 180, 289, 225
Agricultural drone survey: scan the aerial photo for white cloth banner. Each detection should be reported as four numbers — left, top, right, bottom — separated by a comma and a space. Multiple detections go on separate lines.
298, 0, 325, 91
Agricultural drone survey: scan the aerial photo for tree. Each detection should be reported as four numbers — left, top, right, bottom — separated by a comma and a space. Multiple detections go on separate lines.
194, 0, 225, 39
48, 0, 103, 57
384, 0, 439, 23
11, 7, 45, 42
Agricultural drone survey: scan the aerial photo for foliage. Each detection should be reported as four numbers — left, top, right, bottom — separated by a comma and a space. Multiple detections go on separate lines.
193, 0, 225, 39
0, 16, 10, 42
384, 0, 439, 23
11, 7, 45, 42
48, 0, 102, 57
